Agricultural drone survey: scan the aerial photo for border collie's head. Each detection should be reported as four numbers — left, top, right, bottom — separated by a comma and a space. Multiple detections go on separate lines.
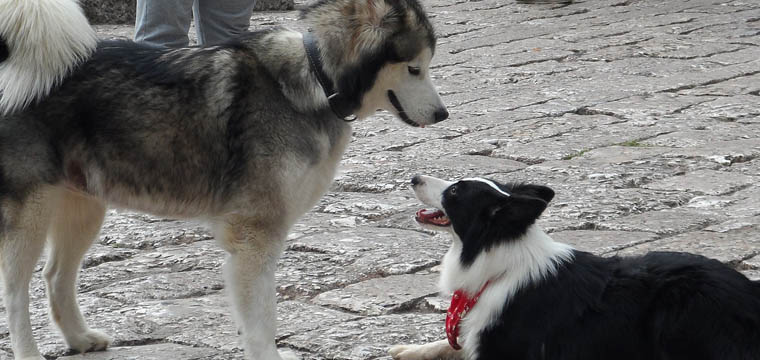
411, 175, 554, 266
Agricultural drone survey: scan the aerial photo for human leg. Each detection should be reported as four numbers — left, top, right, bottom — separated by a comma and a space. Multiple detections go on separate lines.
194, 0, 257, 45
134, 0, 195, 47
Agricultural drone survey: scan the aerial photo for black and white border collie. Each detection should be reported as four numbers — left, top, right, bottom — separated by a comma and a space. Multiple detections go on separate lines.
389, 175, 760, 360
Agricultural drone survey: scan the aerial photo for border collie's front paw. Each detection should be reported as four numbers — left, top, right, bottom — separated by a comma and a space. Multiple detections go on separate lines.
389, 344, 411, 359
389, 344, 426, 360
389, 341, 461, 360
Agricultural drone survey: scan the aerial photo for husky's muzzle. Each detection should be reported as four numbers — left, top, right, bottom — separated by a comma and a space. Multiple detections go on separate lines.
388, 90, 449, 128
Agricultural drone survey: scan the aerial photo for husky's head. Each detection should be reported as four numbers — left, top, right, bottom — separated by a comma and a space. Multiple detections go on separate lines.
411, 175, 555, 265
301, 0, 448, 127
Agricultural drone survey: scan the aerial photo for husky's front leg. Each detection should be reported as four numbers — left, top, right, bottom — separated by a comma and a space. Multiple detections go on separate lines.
215, 216, 298, 360
1, 189, 55, 360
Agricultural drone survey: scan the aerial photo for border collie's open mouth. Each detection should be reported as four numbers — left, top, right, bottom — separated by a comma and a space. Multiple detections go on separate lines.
416, 208, 451, 226
388, 90, 421, 128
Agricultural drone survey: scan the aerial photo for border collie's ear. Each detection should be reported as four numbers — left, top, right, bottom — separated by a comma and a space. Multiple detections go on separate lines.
516, 184, 554, 204
491, 195, 549, 224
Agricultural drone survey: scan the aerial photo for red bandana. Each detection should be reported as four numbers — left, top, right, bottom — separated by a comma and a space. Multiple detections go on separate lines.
445, 281, 491, 350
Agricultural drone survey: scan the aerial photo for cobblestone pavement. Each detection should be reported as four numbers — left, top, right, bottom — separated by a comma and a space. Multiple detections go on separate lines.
2, 0, 760, 358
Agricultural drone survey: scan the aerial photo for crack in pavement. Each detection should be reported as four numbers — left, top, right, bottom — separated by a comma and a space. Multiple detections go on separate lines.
661, 69, 760, 93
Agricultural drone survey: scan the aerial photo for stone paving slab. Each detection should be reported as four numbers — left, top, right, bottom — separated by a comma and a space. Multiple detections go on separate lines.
549, 230, 660, 255
280, 313, 445, 360
642, 169, 757, 195
313, 273, 440, 316
599, 208, 724, 235
59, 343, 218, 360
1, 0, 760, 358
741, 270, 760, 281
684, 182, 760, 218
617, 226, 760, 266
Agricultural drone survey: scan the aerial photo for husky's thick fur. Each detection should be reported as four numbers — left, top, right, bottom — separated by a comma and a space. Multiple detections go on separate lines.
390, 176, 760, 360
0, 0, 446, 358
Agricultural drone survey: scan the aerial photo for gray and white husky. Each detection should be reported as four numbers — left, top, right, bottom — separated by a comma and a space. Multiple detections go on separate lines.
0, 0, 446, 358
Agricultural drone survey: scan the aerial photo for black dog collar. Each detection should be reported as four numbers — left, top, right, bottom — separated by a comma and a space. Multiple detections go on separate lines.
302, 30, 356, 121
0, 36, 9, 62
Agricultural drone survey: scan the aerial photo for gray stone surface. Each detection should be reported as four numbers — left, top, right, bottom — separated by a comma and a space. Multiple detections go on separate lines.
598, 208, 724, 235
617, 226, 760, 266
642, 169, 757, 195
59, 343, 218, 359
81, 0, 136, 25
2, 0, 760, 358
253, 0, 295, 11
741, 270, 760, 281
279, 313, 445, 360
550, 230, 660, 255
313, 273, 440, 315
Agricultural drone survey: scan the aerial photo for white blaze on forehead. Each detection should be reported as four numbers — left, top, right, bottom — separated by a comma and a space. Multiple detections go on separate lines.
412, 175, 453, 210
462, 177, 511, 197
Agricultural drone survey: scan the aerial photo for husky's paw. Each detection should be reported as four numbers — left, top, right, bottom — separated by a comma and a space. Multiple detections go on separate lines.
66, 328, 112, 353
278, 348, 301, 360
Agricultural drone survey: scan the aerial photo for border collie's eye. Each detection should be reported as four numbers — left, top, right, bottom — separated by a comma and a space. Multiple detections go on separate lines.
408, 66, 421, 76
449, 186, 457, 196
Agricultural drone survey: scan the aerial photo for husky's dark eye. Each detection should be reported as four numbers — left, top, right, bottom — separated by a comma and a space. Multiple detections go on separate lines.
408, 66, 421, 76
448, 186, 458, 196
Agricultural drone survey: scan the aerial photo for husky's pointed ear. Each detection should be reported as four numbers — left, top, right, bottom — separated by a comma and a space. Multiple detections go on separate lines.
360, 0, 393, 27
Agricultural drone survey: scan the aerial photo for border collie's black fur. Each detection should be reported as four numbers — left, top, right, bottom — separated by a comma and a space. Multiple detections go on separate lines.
392, 175, 760, 360
482, 250, 760, 360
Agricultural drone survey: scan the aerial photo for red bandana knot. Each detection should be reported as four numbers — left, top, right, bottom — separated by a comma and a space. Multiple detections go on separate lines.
445, 281, 491, 350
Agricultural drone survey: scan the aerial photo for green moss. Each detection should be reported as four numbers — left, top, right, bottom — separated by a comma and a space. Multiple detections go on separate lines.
618, 140, 649, 147
562, 148, 591, 160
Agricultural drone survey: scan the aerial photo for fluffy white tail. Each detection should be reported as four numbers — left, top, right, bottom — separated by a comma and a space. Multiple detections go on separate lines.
0, 0, 97, 115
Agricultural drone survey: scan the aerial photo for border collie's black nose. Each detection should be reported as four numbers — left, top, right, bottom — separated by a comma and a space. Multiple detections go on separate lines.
434, 108, 449, 123
411, 175, 422, 186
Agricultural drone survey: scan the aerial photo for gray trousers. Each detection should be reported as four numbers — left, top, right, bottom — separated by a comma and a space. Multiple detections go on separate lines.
134, 0, 257, 47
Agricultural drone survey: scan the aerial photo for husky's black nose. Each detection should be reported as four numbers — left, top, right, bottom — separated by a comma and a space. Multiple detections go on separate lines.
411, 175, 422, 186
434, 108, 449, 123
